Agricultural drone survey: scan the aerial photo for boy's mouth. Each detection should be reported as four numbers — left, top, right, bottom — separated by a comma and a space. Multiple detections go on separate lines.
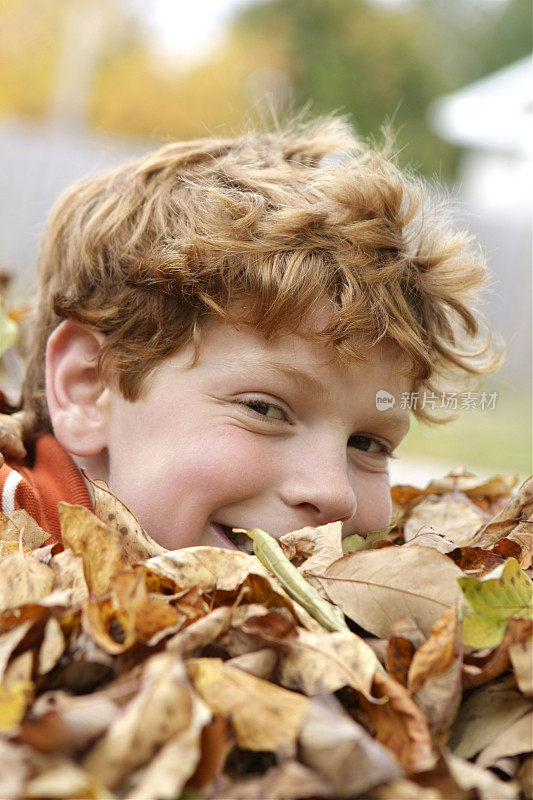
210, 523, 254, 554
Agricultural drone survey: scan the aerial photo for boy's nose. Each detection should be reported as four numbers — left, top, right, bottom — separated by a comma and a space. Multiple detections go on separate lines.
279, 454, 357, 527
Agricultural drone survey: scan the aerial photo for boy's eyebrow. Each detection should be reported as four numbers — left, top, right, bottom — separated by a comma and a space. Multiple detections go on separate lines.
358, 410, 411, 438
239, 357, 411, 436
258, 359, 331, 400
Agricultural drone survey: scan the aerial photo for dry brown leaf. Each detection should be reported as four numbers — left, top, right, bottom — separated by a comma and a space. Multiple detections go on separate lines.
212, 760, 334, 800
0, 550, 54, 612
3, 649, 33, 688
416, 751, 520, 800
404, 494, 488, 547
166, 605, 234, 655
188, 716, 231, 792
17, 709, 69, 753
384, 619, 427, 689
427, 472, 518, 502
413, 657, 463, 742
299, 694, 402, 797
48, 549, 89, 606
509, 638, 533, 697
359, 669, 435, 773
517, 755, 533, 800
321, 545, 463, 638
477, 518, 523, 547
59, 503, 130, 596
449, 674, 531, 759
187, 657, 308, 751
0, 539, 20, 559
386, 636, 415, 686
390, 616, 427, 648
146, 547, 271, 593
408, 607, 458, 693
2, 510, 50, 549
82, 568, 183, 655
0, 410, 26, 458
476, 710, 533, 768
24, 759, 113, 799
391, 483, 429, 514
38, 615, 65, 675
240, 604, 299, 641
280, 522, 343, 595
280, 521, 343, 561
228, 647, 278, 680
83, 598, 137, 655
90, 477, 168, 561
20, 689, 120, 754
231, 606, 378, 695
369, 778, 442, 798
447, 545, 505, 576
462, 618, 532, 689
146, 546, 322, 631
402, 526, 457, 553
475, 475, 533, 547
391, 471, 517, 527
0, 738, 32, 799
491, 755, 521, 780
217, 605, 297, 660
83, 652, 196, 789
277, 627, 377, 697
125, 694, 211, 800
507, 523, 533, 569
0, 619, 34, 681
491, 474, 533, 520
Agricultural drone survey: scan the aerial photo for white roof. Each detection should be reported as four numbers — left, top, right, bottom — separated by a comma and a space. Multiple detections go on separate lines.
429, 55, 532, 156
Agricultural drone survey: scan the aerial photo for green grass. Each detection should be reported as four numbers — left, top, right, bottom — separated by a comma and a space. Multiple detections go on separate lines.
396, 377, 532, 481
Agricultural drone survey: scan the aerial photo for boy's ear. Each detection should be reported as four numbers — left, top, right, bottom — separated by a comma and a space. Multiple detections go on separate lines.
46, 320, 111, 457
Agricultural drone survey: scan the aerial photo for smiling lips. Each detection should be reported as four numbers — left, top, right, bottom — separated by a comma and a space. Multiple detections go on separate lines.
210, 523, 254, 553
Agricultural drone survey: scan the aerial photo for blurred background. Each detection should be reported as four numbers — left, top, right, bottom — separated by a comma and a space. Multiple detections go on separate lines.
0, 0, 531, 484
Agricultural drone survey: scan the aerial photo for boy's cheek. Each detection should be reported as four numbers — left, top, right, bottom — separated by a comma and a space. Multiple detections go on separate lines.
349, 475, 393, 536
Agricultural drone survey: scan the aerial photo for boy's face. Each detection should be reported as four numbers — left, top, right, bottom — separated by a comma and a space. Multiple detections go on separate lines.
100, 308, 410, 550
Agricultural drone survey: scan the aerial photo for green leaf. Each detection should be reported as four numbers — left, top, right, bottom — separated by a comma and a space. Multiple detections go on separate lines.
341, 533, 366, 554
342, 524, 396, 554
459, 558, 533, 649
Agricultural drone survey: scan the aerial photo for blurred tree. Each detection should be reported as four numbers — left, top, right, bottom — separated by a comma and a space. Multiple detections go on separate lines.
467, 0, 532, 75
91, 28, 289, 140
231, 0, 531, 176
0, 0, 530, 177
0, 0, 61, 117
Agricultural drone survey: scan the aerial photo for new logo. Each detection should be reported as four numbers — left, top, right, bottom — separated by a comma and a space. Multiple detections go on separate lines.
375, 390, 396, 411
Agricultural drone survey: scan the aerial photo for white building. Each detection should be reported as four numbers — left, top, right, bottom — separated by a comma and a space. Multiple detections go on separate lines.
429, 56, 532, 385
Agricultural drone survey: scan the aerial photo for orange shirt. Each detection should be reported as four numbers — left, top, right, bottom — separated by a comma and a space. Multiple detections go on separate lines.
0, 434, 92, 544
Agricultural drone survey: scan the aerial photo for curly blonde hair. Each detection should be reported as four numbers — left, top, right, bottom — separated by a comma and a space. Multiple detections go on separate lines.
21, 115, 502, 440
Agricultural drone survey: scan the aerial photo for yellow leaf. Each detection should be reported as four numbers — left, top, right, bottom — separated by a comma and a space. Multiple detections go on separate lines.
187, 657, 308, 751
59, 503, 130, 596
0, 302, 18, 357
0, 680, 33, 733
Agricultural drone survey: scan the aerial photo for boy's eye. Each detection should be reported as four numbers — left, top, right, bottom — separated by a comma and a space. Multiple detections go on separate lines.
240, 399, 285, 420
348, 434, 391, 455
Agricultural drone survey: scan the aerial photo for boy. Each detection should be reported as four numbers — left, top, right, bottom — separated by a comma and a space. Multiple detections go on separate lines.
0, 116, 501, 549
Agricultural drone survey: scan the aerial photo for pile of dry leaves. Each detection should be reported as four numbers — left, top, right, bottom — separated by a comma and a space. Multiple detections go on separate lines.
0, 467, 531, 799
